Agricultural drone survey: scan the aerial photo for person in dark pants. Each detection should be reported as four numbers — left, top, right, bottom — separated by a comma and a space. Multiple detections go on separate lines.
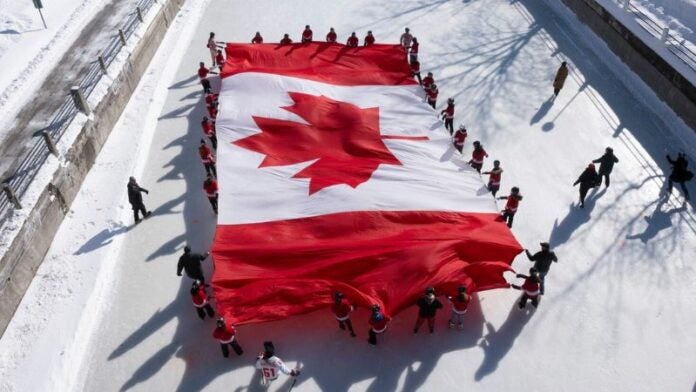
191, 280, 215, 319
127, 177, 151, 224
413, 287, 443, 334
573, 163, 598, 208
592, 147, 619, 188
525, 242, 558, 295
331, 291, 357, 337
177, 246, 209, 284
497, 186, 522, 228
440, 98, 455, 134
367, 304, 389, 346
511, 268, 541, 309
203, 175, 218, 214
213, 318, 243, 358
666, 152, 692, 201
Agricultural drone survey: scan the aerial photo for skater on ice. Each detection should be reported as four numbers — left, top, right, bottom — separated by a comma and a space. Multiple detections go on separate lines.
483, 160, 503, 197
201, 116, 217, 149
447, 285, 470, 329
177, 246, 210, 284
301, 25, 313, 43
453, 125, 468, 153
413, 286, 443, 334
213, 317, 244, 358
440, 97, 455, 134
511, 268, 541, 309
573, 163, 599, 208
592, 147, 619, 188
367, 304, 389, 346
497, 186, 522, 228
331, 291, 356, 337
198, 139, 217, 178
127, 177, 151, 224
280, 33, 293, 45
665, 152, 692, 201
524, 242, 558, 295
326, 27, 337, 43
364, 30, 375, 46
468, 140, 488, 173
190, 280, 215, 320
203, 174, 219, 214
426, 83, 439, 109
251, 31, 263, 44
553, 61, 569, 97
346, 32, 359, 47
409, 37, 419, 64
256, 341, 300, 384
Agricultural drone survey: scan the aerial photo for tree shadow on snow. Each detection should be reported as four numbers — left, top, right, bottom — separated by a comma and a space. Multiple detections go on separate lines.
625, 197, 687, 243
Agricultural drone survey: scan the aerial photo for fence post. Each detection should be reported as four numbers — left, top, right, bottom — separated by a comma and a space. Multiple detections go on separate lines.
623, 0, 630, 9
41, 131, 59, 156
70, 86, 91, 116
660, 27, 669, 43
118, 29, 127, 45
98, 55, 107, 74
3, 184, 22, 209
136, 6, 144, 22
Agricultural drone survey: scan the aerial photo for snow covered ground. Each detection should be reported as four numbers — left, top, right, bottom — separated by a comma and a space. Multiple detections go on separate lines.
1, 0, 696, 391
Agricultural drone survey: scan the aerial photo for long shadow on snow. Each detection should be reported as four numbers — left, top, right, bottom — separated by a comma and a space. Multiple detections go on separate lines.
548, 188, 606, 248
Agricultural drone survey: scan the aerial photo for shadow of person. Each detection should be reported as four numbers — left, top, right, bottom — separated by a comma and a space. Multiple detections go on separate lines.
168, 75, 199, 90
474, 302, 534, 381
74, 225, 131, 255
548, 188, 606, 247
530, 95, 555, 125
625, 198, 687, 243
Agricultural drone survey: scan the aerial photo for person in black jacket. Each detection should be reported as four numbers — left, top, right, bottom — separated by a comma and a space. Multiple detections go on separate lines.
127, 177, 151, 223
177, 246, 210, 283
666, 152, 692, 201
525, 242, 558, 295
592, 147, 619, 188
413, 287, 443, 334
573, 163, 598, 208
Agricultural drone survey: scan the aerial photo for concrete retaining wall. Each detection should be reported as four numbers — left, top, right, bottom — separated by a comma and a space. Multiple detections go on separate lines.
0, 0, 185, 337
558, 0, 696, 130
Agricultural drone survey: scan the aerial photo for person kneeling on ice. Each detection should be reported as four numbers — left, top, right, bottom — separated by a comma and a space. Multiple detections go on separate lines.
414, 286, 443, 334
511, 268, 541, 309
191, 280, 215, 320
367, 304, 389, 346
256, 341, 300, 384
127, 177, 151, 224
447, 285, 470, 330
213, 317, 243, 358
497, 186, 522, 228
331, 291, 356, 337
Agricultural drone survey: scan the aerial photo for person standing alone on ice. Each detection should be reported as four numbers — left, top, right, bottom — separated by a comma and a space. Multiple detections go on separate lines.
213, 317, 243, 358
256, 341, 300, 385
553, 61, 569, 97
441, 98, 455, 134
665, 152, 692, 201
483, 160, 503, 197
331, 291, 356, 337
573, 163, 598, 208
203, 174, 218, 214
592, 147, 619, 188
413, 287, 443, 334
447, 285, 470, 329
177, 246, 209, 284
127, 177, 151, 224
497, 186, 522, 228
191, 280, 215, 320
367, 304, 389, 346
525, 242, 558, 295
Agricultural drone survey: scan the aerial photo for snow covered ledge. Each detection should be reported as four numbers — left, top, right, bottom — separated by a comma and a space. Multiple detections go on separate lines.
0, 0, 186, 337
546, 0, 696, 131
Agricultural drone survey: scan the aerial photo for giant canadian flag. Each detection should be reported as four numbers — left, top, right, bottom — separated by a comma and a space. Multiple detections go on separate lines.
212, 42, 522, 325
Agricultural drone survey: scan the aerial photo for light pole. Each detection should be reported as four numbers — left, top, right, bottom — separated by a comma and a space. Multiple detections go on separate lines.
32, 0, 47, 29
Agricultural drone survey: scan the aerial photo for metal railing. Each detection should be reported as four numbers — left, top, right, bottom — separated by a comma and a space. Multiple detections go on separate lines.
0, 0, 159, 225
621, 0, 696, 71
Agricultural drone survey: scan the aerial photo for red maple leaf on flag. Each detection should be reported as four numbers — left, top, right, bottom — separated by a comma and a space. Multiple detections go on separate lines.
234, 92, 404, 195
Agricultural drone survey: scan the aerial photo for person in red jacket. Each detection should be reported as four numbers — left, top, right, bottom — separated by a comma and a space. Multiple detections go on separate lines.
422, 71, 434, 90
215, 49, 225, 70
468, 140, 488, 173
204, 91, 218, 107
331, 291, 356, 337
199, 140, 217, 178
367, 304, 390, 346
364, 30, 375, 46
483, 160, 503, 196
409, 37, 419, 64
191, 280, 215, 319
447, 285, 470, 329
203, 174, 218, 214
346, 32, 359, 47
410, 60, 422, 85
301, 25, 313, 43
252, 31, 263, 44
280, 33, 292, 45
207, 100, 218, 120
453, 125, 467, 153
201, 116, 217, 149
426, 83, 438, 109
213, 317, 244, 357
497, 186, 522, 228
326, 27, 337, 43
440, 98, 455, 134
197, 62, 217, 93
414, 286, 443, 334
511, 268, 541, 309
